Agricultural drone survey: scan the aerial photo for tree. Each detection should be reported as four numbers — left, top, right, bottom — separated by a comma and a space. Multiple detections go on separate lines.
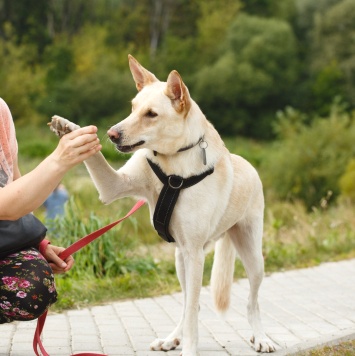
196, 0, 241, 63
37, 25, 135, 126
149, 0, 175, 59
0, 0, 51, 55
241, 0, 296, 21
311, 0, 355, 108
192, 14, 299, 138
147, 0, 241, 79
0, 35, 46, 124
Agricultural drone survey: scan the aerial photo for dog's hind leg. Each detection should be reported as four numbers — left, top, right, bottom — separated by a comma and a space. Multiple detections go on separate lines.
230, 219, 276, 353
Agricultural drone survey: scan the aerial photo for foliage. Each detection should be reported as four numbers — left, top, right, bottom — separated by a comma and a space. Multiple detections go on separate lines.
0, 27, 46, 125
339, 159, 355, 202
192, 13, 299, 138
195, 0, 240, 62
49, 197, 157, 278
1, 0, 355, 138
310, 0, 355, 108
223, 136, 269, 167
263, 200, 355, 271
297, 339, 355, 356
261, 101, 355, 209
311, 61, 345, 116
241, 0, 296, 20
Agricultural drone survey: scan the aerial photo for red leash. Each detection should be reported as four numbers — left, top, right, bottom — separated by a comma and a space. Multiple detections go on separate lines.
33, 200, 146, 356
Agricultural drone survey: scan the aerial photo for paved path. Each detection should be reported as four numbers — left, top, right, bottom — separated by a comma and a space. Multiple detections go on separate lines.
2, 259, 355, 356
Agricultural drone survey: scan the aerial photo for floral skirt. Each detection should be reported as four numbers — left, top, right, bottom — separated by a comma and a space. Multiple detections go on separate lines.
0, 247, 57, 324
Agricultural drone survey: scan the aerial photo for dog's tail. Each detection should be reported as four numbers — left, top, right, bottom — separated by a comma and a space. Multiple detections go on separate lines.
210, 235, 236, 314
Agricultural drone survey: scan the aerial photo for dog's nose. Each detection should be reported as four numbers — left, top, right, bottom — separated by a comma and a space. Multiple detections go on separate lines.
107, 128, 120, 143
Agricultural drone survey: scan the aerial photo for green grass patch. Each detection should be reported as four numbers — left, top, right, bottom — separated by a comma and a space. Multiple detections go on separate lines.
296, 339, 355, 356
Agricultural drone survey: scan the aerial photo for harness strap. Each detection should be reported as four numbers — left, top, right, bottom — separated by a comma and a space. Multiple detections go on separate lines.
153, 183, 181, 243
147, 158, 214, 243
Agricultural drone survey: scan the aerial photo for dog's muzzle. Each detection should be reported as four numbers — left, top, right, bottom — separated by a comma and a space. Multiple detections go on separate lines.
107, 128, 145, 153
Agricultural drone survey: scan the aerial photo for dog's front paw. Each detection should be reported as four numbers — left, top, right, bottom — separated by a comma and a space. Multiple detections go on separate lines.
48, 115, 80, 138
150, 337, 180, 351
251, 335, 276, 353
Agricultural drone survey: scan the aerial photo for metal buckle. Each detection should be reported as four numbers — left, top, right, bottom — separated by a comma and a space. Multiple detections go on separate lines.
168, 176, 183, 189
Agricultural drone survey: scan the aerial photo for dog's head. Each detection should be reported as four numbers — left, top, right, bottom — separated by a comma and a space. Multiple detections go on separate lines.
107, 55, 194, 155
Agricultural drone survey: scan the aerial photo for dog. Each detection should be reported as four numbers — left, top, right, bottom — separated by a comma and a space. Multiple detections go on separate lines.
49, 55, 276, 355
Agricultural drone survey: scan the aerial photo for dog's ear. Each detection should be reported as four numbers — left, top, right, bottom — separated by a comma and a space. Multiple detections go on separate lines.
165, 70, 191, 116
128, 54, 158, 91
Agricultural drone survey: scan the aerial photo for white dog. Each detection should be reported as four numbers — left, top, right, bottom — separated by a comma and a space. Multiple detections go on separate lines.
49, 55, 276, 355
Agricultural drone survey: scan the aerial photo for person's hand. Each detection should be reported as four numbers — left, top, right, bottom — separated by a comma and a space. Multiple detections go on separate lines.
51, 126, 102, 170
42, 244, 75, 274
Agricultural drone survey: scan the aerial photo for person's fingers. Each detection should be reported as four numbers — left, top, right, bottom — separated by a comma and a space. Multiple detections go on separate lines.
64, 126, 98, 139
49, 263, 61, 274
46, 249, 67, 269
43, 245, 74, 274
54, 133, 102, 165
61, 132, 100, 150
73, 137, 101, 154
61, 142, 102, 164
63, 255, 75, 272
49, 263, 66, 274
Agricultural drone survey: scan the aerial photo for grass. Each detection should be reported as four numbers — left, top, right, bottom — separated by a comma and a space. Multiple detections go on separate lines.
263, 199, 355, 271
15, 125, 355, 311
296, 340, 355, 356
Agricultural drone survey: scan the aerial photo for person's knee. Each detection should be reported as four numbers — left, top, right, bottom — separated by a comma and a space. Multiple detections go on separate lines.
1, 275, 57, 323
28, 278, 58, 320
0, 252, 58, 323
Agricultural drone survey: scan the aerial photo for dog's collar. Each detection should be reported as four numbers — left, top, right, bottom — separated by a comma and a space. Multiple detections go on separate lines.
153, 135, 208, 165
177, 136, 204, 152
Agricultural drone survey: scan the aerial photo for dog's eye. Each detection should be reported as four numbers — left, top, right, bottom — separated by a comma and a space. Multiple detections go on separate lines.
145, 110, 158, 118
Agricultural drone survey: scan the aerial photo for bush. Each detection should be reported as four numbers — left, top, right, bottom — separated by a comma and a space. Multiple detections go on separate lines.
263, 199, 355, 271
339, 159, 355, 201
261, 101, 355, 209
49, 197, 158, 278
19, 141, 54, 158
192, 13, 299, 138
37, 68, 134, 127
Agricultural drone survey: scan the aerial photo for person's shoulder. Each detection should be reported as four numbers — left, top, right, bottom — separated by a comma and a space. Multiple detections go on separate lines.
0, 97, 8, 107
0, 98, 11, 115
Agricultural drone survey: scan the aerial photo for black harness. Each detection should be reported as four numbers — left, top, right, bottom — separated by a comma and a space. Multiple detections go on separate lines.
147, 158, 214, 243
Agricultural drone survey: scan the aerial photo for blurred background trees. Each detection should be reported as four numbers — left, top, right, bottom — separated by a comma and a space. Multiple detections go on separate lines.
1, 0, 354, 135
1, 0, 355, 208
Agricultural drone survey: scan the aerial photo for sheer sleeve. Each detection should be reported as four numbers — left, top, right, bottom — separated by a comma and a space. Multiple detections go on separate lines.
0, 98, 18, 186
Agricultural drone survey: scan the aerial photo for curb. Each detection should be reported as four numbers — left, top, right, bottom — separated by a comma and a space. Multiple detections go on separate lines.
273, 327, 355, 355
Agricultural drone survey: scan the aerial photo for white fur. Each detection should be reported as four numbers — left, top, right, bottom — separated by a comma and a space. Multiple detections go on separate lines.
51, 55, 276, 355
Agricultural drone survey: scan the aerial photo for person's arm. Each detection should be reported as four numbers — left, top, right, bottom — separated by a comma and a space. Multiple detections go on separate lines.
0, 126, 101, 220
12, 156, 21, 180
